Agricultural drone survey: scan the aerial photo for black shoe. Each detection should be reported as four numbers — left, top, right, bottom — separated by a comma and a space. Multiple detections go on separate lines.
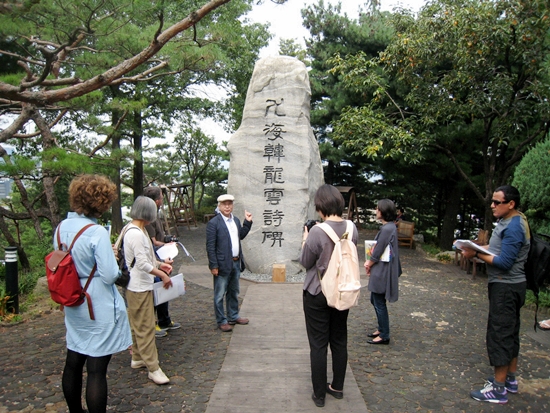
312, 393, 325, 407
367, 332, 380, 338
367, 337, 390, 345
326, 383, 343, 399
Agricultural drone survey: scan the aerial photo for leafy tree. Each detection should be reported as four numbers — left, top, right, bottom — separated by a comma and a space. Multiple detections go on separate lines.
278, 38, 309, 66
330, 0, 550, 231
0, 0, 272, 242
512, 134, 550, 235
301, 0, 396, 198
0, 0, 289, 291
156, 125, 227, 210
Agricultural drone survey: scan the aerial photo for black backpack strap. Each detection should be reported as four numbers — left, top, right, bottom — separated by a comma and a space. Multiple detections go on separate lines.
525, 219, 540, 332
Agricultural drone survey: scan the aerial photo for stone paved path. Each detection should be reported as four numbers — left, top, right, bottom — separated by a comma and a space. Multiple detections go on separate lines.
0, 223, 549, 412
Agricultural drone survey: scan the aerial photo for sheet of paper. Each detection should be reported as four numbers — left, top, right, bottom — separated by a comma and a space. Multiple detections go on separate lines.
454, 240, 495, 256
153, 273, 185, 306
177, 242, 195, 261
156, 243, 178, 260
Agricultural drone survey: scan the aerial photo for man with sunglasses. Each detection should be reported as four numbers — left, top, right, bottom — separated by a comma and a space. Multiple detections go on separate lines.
461, 185, 530, 404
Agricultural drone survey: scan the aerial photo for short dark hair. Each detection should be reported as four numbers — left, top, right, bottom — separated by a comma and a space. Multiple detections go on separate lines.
314, 184, 345, 217
377, 199, 397, 222
495, 185, 521, 209
143, 186, 162, 202
130, 196, 158, 222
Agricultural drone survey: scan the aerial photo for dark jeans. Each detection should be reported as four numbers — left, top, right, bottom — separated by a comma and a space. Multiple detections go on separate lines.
154, 276, 171, 327
370, 292, 390, 340
303, 290, 349, 398
213, 260, 241, 325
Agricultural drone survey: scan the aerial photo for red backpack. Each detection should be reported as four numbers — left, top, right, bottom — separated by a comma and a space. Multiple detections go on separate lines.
45, 223, 97, 320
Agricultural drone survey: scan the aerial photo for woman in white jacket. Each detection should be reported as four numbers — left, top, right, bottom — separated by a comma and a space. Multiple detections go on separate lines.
124, 196, 173, 384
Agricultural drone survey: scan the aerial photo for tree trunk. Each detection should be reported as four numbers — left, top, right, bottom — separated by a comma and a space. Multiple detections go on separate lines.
111, 107, 124, 235
0, 215, 30, 270
132, 110, 144, 199
33, 110, 60, 230
439, 183, 462, 250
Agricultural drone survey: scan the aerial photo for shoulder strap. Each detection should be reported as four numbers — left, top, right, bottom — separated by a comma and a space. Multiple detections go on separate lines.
66, 223, 96, 253
57, 222, 97, 319
318, 222, 340, 244
115, 224, 140, 249
343, 220, 354, 240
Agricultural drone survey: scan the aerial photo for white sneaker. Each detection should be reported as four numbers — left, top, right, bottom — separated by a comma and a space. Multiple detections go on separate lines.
148, 368, 170, 385
131, 360, 146, 369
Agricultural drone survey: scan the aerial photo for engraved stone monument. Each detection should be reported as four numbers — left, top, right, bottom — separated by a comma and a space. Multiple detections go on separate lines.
227, 56, 324, 275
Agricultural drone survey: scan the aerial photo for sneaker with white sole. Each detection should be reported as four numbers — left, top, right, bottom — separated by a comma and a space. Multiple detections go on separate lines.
470, 381, 508, 404
158, 321, 181, 331
148, 368, 170, 385
155, 325, 167, 338
131, 360, 146, 369
486, 376, 518, 394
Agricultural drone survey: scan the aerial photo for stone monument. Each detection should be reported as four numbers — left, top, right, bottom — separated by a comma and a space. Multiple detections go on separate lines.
227, 56, 324, 276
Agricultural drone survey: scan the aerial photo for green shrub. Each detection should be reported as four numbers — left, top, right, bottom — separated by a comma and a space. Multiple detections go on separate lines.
526, 288, 550, 308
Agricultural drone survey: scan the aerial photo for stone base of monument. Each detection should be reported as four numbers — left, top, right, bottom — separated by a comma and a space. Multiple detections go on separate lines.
272, 264, 286, 283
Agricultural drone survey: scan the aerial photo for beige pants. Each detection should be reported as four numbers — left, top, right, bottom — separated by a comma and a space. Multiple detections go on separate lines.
126, 290, 159, 372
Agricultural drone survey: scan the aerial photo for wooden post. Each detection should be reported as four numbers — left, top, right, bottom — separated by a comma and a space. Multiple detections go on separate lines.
272, 264, 286, 283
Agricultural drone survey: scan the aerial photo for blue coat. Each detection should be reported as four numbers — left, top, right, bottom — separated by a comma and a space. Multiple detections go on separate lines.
55, 213, 132, 357
206, 213, 252, 275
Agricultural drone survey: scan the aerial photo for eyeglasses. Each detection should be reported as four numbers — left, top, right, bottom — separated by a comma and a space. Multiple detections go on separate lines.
491, 199, 510, 206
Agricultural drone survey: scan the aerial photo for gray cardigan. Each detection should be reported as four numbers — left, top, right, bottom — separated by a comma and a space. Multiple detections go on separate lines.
368, 222, 401, 302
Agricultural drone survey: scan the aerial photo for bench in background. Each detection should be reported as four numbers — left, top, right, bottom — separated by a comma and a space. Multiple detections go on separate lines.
397, 221, 415, 249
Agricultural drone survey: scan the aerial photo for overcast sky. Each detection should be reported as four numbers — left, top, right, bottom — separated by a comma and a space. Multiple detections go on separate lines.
248, 0, 427, 57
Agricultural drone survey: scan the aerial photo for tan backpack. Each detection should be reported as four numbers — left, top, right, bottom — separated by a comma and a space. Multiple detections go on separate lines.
317, 220, 361, 310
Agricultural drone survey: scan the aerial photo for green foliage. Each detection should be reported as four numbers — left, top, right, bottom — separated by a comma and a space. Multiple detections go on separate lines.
278, 38, 310, 66
0, 73, 25, 86
331, 0, 550, 165
512, 134, 550, 234
327, 0, 550, 244
157, 125, 227, 210
526, 288, 550, 309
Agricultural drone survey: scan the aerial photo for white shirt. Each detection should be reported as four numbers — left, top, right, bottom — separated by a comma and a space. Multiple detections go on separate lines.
223, 214, 240, 257
124, 223, 158, 292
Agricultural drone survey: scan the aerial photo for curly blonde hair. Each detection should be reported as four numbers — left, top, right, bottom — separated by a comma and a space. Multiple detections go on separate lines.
69, 174, 118, 218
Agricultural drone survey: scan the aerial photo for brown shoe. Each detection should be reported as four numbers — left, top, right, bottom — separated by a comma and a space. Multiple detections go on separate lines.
228, 317, 249, 325
218, 323, 233, 332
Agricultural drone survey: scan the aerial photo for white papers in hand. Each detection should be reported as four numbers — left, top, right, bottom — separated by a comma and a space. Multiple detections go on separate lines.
454, 240, 494, 256
156, 243, 178, 260
153, 273, 185, 306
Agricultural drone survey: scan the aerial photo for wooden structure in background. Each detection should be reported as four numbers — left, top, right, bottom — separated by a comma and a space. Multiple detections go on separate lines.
335, 186, 358, 225
162, 184, 197, 236
397, 221, 415, 249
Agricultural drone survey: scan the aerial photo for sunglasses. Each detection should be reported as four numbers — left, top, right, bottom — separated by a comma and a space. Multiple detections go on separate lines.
491, 199, 510, 206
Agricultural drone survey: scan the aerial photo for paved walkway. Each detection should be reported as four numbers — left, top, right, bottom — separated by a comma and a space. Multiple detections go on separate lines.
203, 283, 368, 413
1, 223, 549, 413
